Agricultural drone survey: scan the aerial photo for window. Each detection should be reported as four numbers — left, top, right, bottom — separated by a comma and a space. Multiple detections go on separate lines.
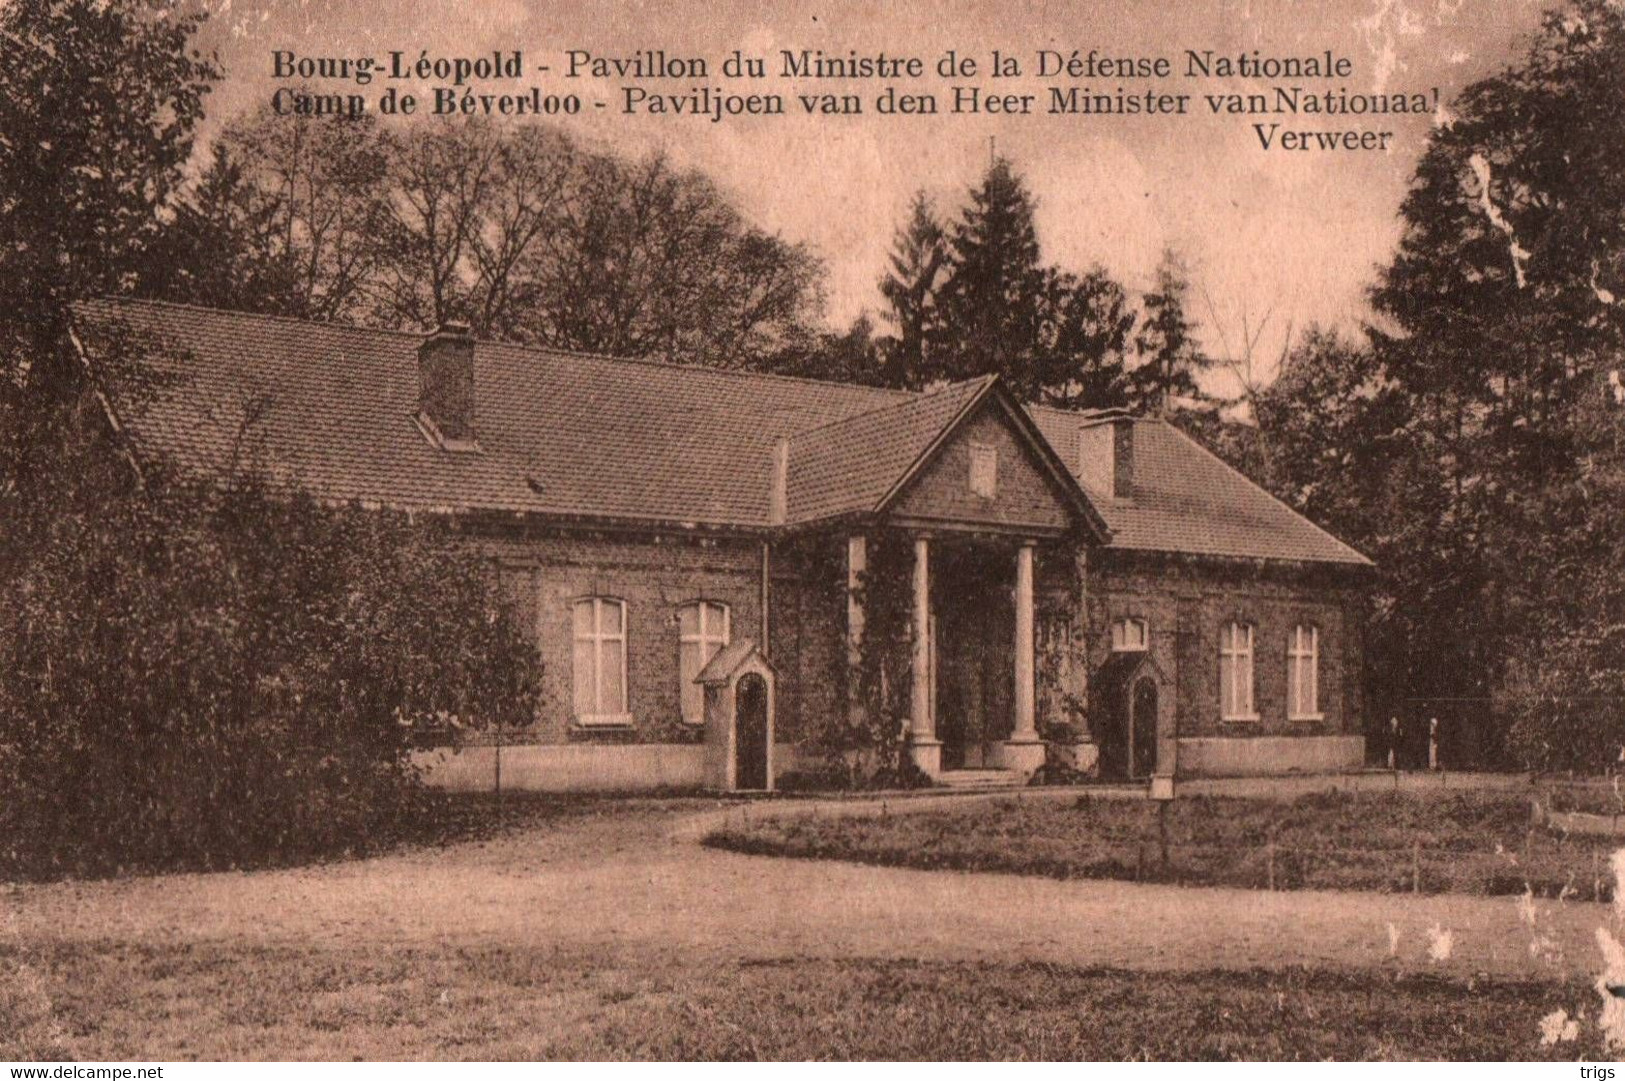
572, 597, 628, 725
1288, 624, 1321, 720
969, 443, 997, 498
1111, 617, 1149, 652
678, 601, 730, 725
1219, 621, 1256, 720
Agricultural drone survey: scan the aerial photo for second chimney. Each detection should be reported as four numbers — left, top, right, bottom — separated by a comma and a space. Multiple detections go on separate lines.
1110, 415, 1134, 499
419, 321, 476, 444
1079, 411, 1135, 500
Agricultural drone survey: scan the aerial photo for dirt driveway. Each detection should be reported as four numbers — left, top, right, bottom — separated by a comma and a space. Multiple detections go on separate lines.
3, 791, 1617, 984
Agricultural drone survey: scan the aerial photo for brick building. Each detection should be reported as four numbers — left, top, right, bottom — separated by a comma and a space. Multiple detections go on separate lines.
73, 298, 1373, 791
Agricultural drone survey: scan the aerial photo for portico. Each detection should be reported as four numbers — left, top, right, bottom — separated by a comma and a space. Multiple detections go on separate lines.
872, 531, 1045, 779
808, 377, 1107, 783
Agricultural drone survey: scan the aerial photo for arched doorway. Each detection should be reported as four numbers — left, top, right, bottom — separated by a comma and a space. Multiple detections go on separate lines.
735, 673, 770, 790
1130, 676, 1159, 779
1096, 652, 1168, 781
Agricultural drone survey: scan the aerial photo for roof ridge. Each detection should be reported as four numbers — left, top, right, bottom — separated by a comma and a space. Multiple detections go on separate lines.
82, 296, 923, 399
789, 374, 990, 443
81, 295, 430, 341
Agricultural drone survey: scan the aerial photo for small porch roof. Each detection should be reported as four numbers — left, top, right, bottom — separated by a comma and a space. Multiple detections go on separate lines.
1095, 649, 1170, 691
695, 638, 774, 686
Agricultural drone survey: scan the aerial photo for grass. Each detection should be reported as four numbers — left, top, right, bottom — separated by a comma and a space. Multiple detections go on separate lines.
706, 789, 1625, 899
0, 941, 1605, 1061
1, 790, 721, 884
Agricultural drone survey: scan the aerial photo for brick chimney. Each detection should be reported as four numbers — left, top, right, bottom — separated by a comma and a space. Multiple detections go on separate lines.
1078, 410, 1135, 500
418, 321, 475, 445
1109, 415, 1134, 500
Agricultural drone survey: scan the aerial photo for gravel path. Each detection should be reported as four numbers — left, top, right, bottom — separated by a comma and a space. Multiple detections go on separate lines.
3, 787, 1616, 982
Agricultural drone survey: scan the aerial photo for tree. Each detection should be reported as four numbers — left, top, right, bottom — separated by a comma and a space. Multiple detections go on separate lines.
159, 117, 825, 367
1250, 328, 1404, 540
1369, 0, 1625, 762
1129, 248, 1215, 413
0, 0, 217, 486
1372, 0, 1625, 426
877, 191, 946, 389
930, 157, 1049, 393
368, 122, 576, 337
1206, 0, 1625, 767
464, 124, 577, 340
767, 313, 889, 386
1501, 375, 1625, 769
1035, 266, 1137, 411
907, 157, 1137, 406
0, 472, 541, 877
517, 149, 824, 368
197, 101, 393, 323
150, 142, 305, 314
370, 121, 503, 330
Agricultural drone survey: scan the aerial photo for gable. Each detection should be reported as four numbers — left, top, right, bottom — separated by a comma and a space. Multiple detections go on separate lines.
888, 399, 1076, 534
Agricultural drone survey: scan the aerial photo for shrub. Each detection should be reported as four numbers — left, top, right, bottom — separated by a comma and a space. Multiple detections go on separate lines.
0, 475, 540, 878
1503, 636, 1625, 773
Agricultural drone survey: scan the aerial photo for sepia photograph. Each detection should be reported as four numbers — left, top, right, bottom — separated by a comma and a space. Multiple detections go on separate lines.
2, 0, 1624, 1065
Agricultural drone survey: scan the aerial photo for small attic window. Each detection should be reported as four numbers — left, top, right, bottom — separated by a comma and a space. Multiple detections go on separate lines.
969, 443, 997, 498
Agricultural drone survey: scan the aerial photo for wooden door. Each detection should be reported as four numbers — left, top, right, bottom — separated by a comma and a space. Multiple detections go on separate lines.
1131, 677, 1159, 779
735, 674, 769, 790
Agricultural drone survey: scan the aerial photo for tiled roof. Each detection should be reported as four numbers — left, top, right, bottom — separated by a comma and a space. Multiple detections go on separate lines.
72, 298, 1370, 566
72, 297, 913, 528
695, 637, 769, 684
1030, 406, 1371, 566
786, 376, 992, 523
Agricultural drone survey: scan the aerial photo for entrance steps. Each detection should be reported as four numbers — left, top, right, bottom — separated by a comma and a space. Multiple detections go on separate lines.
938, 768, 1023, 791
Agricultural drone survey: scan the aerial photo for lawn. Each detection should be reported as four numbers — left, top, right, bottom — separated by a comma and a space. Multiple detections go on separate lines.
5, 787, 1616, 1061
1, 789, 720, 883
706, 789, 1623, 899
0, 941, 1606, 1061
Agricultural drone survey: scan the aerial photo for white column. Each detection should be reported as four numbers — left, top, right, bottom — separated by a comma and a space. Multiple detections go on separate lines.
911, 535, 933, 741
1013, 541, 1037, 741
846, 534, 866, 723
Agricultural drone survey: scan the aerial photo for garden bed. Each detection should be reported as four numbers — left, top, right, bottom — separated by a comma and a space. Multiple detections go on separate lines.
706, 789, 1624, 899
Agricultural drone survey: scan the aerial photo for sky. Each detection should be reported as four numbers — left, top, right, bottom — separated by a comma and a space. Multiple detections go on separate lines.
191, 0, 1553, 389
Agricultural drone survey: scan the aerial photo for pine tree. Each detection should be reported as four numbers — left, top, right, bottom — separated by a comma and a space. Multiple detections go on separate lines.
877, 191, 946, 389
1037, 266, 1136, 411
931, 157, 1049, 395
1129, 248, 1214, 413
873, 159, 1136, 406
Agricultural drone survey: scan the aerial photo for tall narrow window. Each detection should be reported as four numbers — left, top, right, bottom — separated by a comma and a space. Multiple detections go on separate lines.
1219, 621, 1256, 720
1288, 624, 1321, 720
572, 597, 628, 725
678, 601, 730, 725
1111, 617, 1148, 652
